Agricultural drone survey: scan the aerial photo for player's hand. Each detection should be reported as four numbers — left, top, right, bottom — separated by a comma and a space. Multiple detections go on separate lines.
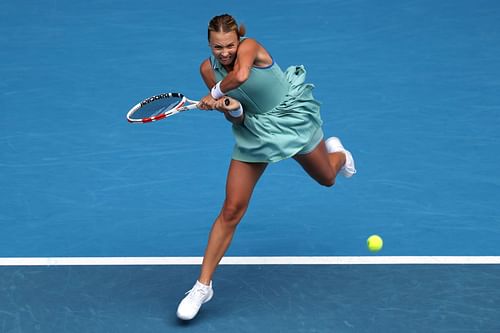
214, 97, 244, 125
214, 96, 238, 112
197, 94, 217, 110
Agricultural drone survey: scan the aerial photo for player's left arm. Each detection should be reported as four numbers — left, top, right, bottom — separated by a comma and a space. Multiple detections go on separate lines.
219, 38, 260, 92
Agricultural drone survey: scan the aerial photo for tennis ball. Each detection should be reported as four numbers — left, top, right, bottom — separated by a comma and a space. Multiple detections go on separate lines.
367, 235, 383, 252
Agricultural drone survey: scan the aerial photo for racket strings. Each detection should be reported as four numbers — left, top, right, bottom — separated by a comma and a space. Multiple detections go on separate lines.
131, 96, 183, 120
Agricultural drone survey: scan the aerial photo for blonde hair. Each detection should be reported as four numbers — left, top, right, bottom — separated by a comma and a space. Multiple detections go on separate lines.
208, 14, 246, 41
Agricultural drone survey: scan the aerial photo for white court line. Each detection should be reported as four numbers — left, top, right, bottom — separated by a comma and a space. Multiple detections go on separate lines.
0, 256, 499, 266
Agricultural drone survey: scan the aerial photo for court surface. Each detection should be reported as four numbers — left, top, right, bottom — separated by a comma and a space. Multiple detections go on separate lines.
1, 0, 500, 332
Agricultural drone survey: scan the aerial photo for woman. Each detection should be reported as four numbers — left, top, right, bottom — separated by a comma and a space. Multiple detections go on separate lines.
176, 14, 356, 321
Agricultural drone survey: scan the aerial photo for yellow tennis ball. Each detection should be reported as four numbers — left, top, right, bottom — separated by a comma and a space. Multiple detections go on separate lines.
367, 235, 383, 252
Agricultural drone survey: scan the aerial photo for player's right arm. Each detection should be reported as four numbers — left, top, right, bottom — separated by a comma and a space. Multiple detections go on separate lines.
200, 58, 216, 91
199, 59, 244, 125
198, 58, 217, 109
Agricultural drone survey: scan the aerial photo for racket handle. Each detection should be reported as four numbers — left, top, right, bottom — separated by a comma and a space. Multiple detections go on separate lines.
224, 98, 230, 106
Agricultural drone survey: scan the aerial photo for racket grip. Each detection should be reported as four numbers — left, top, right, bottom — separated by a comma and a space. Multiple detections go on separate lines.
224, 98, 230, 106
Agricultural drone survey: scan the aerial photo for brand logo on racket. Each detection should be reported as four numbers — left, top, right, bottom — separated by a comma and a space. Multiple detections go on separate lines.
140, 93, 183, 106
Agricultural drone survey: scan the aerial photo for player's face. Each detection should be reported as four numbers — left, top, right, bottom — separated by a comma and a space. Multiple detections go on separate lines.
209, 31, 239, 66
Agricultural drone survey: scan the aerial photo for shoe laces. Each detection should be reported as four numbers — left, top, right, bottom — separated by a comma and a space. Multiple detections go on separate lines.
185, 286, 209, 304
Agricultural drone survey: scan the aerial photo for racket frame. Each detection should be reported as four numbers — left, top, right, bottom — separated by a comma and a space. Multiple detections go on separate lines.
126, 92, 199, 123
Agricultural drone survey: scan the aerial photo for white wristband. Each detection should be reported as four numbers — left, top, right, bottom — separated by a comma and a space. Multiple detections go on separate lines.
211, 81, 224, 99
229, 103, 244, 117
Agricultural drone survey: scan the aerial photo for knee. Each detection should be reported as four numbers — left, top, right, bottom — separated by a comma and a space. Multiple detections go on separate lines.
318, 174, 335, 187
220, 201, 247, 227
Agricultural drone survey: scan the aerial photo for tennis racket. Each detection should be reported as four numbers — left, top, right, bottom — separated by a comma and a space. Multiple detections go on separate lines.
126, 92, 230, 124
126, 92, 199, 123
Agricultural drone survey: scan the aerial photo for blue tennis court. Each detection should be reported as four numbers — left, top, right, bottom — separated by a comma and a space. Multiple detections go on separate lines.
1, 0, 500, 332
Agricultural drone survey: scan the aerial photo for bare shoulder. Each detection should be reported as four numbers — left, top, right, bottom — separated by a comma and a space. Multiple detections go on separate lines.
200, 58, 215, 89
239, 38, 272, 67
238, 37, 259, 50
200, 58, 212, 75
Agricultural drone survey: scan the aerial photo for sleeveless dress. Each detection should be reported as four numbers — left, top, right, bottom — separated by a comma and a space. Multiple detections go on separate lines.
210, 42, 324, 163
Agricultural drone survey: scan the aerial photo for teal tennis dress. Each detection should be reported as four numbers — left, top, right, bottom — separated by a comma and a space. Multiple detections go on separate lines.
210, 47, 323, 163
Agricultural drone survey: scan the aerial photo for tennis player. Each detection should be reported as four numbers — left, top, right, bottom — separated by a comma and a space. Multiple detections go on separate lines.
176, 14, 356, 320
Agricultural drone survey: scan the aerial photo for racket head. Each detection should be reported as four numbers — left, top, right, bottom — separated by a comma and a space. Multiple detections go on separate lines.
127, 92, 192, 123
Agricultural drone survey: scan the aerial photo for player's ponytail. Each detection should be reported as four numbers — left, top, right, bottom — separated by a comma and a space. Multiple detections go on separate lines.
238, 24, 246, 38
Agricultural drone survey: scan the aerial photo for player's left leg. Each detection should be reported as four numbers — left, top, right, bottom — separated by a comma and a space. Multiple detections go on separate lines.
293, 137, 356, 186
293, 140, 344, 186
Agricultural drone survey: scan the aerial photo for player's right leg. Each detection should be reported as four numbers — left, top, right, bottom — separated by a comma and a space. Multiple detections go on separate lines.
176, 159, 267, 320
199, 159, 267, 284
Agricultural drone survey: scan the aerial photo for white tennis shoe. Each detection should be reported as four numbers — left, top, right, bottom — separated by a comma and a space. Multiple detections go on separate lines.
176, 280, 213, 320
325, 137, 357, 178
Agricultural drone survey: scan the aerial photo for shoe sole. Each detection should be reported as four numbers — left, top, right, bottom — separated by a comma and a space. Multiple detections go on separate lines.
325, 137, 356, 178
